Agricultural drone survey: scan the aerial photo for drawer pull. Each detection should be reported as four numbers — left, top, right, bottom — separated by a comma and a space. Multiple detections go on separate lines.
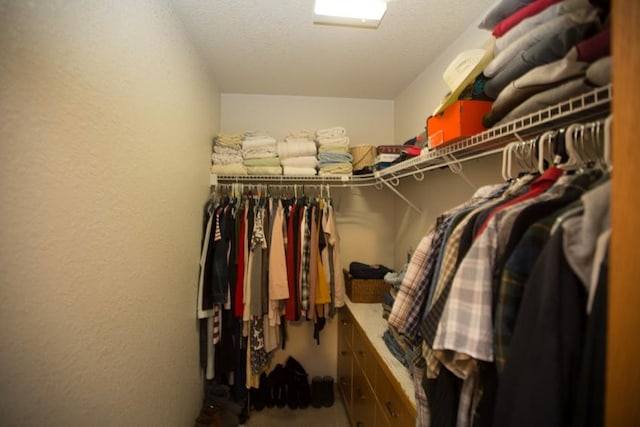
356, 423, 364, 427
356, 388, 367, 400
358, 351, 366, 357
341, 320, 350, 326
385, 401, 398, 419
341, 351, 348, 356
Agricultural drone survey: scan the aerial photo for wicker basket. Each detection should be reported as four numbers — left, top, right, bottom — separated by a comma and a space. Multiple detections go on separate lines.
349, 145, 376, 172
343, 269, 390, 303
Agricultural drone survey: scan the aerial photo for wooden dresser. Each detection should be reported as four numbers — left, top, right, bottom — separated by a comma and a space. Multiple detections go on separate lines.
337, 299, 416, 427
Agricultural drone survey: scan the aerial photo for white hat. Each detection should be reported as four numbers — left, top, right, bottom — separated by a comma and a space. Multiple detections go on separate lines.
433, 41, 494, 116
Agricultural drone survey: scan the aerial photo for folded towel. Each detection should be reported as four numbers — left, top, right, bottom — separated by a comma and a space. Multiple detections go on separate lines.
215, 133, 243, 143
242, 139, 277, 150
242, 148, 278, 160
283, 166, 317, 176
284, 137, 312, 144
246, 166, 282, 175
318, 152, 353, 166
316, 126, 346, 139
375, 153, 400, 164
285, 130, 312, 140
280, 156, 318, 168
276, 141, 317, 159
211, 152, 244, 165
316, 136, 350, 146
213, 145, 242, 155
210, 163, 248, 175
244, 130, 272, 139
318, 143, 349, 153
319, 163, 353, 175
243, 157, 281, 167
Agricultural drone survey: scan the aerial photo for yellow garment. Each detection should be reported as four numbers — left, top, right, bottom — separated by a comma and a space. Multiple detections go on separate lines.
315, 251, 331, 305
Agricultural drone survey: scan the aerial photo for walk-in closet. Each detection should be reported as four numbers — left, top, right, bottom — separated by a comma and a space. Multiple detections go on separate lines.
1, 1, 638, 426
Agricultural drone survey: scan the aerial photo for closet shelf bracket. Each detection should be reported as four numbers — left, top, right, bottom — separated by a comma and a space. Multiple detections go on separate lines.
376, 178, 423, 215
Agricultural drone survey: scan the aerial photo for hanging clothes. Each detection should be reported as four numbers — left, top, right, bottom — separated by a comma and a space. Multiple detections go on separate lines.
386, 134, 611, 427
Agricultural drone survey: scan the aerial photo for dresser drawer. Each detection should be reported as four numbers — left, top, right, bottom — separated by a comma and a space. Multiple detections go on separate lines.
338, 308, 354, 347
337, 333, 353, 410
375, 365, 416, 427
352, 369, 376, 427
352, 325, 377, 388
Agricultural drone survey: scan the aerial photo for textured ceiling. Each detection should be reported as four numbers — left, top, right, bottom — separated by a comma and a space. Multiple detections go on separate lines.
169, 0, 496, 99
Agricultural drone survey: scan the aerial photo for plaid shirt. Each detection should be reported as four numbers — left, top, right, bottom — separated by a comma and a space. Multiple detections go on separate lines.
432, 173, 570, 365
389, 184, 508, 343
388, 231, 434, 335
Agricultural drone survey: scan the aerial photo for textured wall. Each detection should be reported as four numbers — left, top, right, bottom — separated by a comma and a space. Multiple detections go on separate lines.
0, 1, 219, 425
391, 7, 503, 268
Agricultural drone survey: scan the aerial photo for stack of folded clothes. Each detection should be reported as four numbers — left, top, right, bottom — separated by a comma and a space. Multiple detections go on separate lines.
315, 127, 353, 176
242, 131, 282, 175
478, 0, 610, 126
278, 130, 318, 176
381, 263, 414, 373
210, 133, 247, 175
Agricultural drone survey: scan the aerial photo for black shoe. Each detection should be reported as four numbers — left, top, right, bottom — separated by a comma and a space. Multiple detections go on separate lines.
298, 375, 311, 409
322, 376, 335, 407
311, 376, 324, 408
271, 364, 287, 408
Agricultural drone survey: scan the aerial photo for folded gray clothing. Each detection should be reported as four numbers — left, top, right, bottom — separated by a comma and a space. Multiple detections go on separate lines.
494, 0, 591, 54
478, 0, 535, 31
483, 49, 590, 128
484, 21, 599, 99
486, 7, 599, 78
585, 56, 611, 86
317, 152, 353, 166
495, 59, 610, 127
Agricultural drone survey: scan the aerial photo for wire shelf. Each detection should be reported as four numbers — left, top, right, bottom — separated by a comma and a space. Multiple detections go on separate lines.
211, 84, 612, 188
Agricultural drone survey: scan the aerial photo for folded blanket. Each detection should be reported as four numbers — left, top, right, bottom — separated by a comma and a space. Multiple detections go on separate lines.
211, 152, 244, 165
242, 139, 277, 150
243, 157, 281, 167
316, 136, 350, 146
276, 141, 317, 159
316, 126, 346, 139
318, 152, 353, 166
280, 156, 318, 168
319, 163, 353, 175
283, 166, 317, 176
210, 163, 247, 175
242, 148, 277, 160
318, 143, 349, 154
213, 145, 242, 155
246, 166, 282, 175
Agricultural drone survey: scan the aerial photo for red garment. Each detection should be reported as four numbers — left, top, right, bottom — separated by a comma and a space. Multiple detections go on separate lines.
492, 0, 561, 38
285, 204, 297, 321
233, 205, 246, 317
475, 167, 564, 238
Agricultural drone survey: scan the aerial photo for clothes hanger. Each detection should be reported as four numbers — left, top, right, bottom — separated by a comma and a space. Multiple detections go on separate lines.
557, 123, 583, 172
537, 130, 556, 173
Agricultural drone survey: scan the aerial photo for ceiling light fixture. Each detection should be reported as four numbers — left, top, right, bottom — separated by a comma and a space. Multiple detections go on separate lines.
313, 0, 388, 29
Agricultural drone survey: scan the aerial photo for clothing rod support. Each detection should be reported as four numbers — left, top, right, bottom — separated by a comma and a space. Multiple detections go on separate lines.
378, 179, 423, 215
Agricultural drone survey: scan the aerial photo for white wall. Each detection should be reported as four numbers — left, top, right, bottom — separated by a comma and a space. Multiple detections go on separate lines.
392, 13, 503, 268
0, 1, 219, 425
221, 94, 396, 379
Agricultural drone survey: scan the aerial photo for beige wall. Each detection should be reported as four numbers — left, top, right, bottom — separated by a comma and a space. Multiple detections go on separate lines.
0, 1, 219, 425
221, 94, 396, 378
392, 13, 503, 268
